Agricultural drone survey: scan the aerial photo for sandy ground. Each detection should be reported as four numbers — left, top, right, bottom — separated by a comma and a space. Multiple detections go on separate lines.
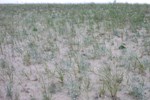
0, 4, 150, 100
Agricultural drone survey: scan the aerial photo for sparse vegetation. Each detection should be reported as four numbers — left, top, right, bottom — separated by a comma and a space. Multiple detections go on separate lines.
0, 3, 150, 100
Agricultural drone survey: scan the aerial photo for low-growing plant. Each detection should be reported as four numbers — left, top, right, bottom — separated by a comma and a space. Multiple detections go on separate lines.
0, 59, 9, 69
14, 91, 20, 100
30, 97, 36, 100
42, 92, 52, 100
6, 83, 13, 100
55, 64, 65, 86
128, 76, 145, 100
119, 43, 126, 49
124, 50, 145, 73
67, 79, 81, 100
21, 70, 30, 80
83, 35, 94, 47
0, 33, 5, 55
55, 68, 65, 86
47, 39, 59, 59
74, 55, 90, 75
23, 51, 31, 66
6, 67, 14, 100
135, 56, 145, 74
100, 66, 123, 100
33, 27, 38, 32
82, 76, 91, 91
129, 86, 144, 100
44, 63, 55, 79
40, 76, 52, 100
141, 57, 150, 72
99, 83, 106, 98
143, 37, 150, 55
91, 42, 107, 59
48, 83, 57, 94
